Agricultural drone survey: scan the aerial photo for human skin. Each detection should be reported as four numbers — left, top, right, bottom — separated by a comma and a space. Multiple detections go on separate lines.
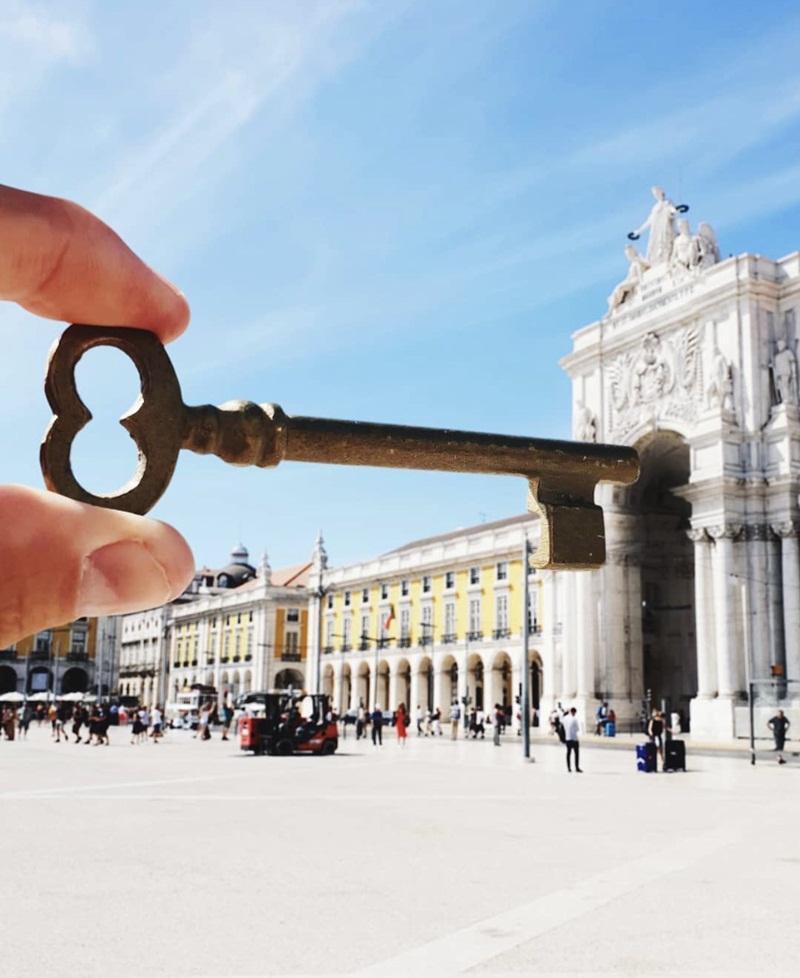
0, 184, 195, 646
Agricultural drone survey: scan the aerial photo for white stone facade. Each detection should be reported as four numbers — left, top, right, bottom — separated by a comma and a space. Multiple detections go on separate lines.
562, 190, 800, 738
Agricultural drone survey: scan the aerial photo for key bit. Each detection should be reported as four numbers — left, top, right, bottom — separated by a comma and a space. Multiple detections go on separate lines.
40, 324, 639, 569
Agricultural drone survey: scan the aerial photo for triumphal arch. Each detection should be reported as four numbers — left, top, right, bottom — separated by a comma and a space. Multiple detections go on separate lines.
559, 187, 800, 739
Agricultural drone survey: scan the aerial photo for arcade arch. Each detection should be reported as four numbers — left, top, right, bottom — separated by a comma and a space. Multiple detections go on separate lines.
623, 430, 697, 714
394, 658, 411, 711
440, 655, 458, 708
0, 665, 16, 694
490, 651, 513, 709
377, 660, 390, 710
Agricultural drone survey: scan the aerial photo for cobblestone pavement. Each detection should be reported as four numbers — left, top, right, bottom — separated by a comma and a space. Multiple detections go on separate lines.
1, 724, 798, 977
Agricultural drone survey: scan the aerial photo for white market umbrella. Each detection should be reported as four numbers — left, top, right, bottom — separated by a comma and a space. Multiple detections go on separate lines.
0, 691, 24, 703
59, 691, 84, 702
27, 691, 54, 702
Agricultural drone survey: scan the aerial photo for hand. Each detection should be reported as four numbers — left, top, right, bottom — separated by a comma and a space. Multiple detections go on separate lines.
0, 184, 194, 646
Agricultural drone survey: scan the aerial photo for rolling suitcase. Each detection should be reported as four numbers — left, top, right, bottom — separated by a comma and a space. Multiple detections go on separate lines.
636, 742, 656, 772
663, 739, 686, 771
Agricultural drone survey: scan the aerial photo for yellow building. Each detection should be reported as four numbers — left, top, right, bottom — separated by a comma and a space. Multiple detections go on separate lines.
307, 516, 544, 719
0, 616, 116, 696
165, 544, 311, 705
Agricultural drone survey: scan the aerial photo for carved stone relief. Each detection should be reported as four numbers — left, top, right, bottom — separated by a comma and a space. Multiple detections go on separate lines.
606, 326, 703, 440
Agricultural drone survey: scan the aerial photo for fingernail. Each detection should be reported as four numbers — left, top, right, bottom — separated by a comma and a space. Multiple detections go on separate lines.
77, 540, 173, 617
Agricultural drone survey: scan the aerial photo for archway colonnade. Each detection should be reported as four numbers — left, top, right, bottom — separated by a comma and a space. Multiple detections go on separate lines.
320, 647, 543, 719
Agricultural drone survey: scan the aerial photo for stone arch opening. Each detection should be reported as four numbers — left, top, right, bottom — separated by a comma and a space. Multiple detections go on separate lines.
322, 664, 335, 699
440, 654, 458, 707
340, 664, 352, 714
61, 667, 89, 694
394, 658, 411, 711
619, 430, 697, 717
417, 656, 433, 711
376, 660, 390, 710
274, 668, 304, 691
0, 665, 17, 694
529, 650, 543, 711
356, 662, 370, 708
28, 667, 52, 694
466, 653, 484, 711
490, 651, 513, 710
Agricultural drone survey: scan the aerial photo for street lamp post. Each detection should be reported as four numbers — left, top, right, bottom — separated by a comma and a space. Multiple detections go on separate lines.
522, 536, 533, 761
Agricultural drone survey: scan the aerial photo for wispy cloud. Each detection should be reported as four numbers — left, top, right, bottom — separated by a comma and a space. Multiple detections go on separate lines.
0, 1, 93, 113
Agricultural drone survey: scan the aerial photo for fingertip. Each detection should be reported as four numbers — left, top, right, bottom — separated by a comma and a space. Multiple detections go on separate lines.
150, 272, 191, 343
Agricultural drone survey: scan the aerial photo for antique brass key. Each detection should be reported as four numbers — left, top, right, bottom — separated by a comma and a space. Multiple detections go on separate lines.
41, 324, 639, 569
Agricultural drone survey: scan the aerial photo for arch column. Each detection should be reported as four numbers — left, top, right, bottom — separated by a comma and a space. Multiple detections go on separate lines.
687, 528, 717, 698
774, 521, 800, 686
708, 523, 743, 697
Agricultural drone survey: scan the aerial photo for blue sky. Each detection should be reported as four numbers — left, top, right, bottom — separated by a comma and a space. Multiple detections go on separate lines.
3, 0, 800, 571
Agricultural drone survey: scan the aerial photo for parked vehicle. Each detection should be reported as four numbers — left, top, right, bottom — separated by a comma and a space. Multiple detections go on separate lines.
239, 692, 338, 756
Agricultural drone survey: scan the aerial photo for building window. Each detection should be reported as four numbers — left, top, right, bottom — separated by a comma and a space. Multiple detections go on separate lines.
287, 608, 300, 623
362, 588, 369, 604
326, 619, 334, 646
360, 614, 370, 649
327, 593, 334, 609
444, 601, 456, 641
445, 571, 455, 590
234, 632, 241, 661
495, 593, 509, 635
422, 575, 432, 593
344, 591, 351, 607
401, 580, 409, 596
381, 583, 389, 600
468, 599, 481, 638
342, 617, 352, 651
469, 566, 480, 585
400, 608, 411, 647
496, 561, 508, 581
249, 610, 253, 623
70, 628, 87, 655
237, 613, 242, 625
285, 632, 299, 659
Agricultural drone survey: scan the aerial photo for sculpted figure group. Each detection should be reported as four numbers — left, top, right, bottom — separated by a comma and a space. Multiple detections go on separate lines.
607, 186, 720, 315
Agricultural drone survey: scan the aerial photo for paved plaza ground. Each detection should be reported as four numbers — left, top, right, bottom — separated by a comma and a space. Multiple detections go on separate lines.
1, 723, 799, 977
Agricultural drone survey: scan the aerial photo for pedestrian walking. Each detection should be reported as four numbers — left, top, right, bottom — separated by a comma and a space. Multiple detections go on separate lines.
563, 706, 582, 772
424, 708, 432, 736
433, 706, 442, 737
150, 704, 163, 743
356, 704, 366, 740
371, 704, 384, 747
492, 703, 503, 746
768, 709, 790, 765
395, 703, 408, 746
449, 701, 460, 740
19, 705, 31, 740
415, 704, 424, 736
220, 701, 233, 741
72, 704, 84, 743
475, 708, 485, 739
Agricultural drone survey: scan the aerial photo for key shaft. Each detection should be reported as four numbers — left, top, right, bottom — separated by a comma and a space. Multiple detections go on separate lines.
41, 324, 640, 570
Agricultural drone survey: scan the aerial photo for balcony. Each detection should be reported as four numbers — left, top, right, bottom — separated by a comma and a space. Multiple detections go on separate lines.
398, 637, 411, 649
66, 651, 88, 662
466, 631, 483, 642
281, 652, 301, 662
441, 633, 457, 644
0, 649, 17, 661
341, 643, 351, 653
419, 635, 432, 647
323, 646, 334, 655
358, 641, 370, 652
30, 649, 50, 661
492, 628, 511, 640
529, 623, 543, 635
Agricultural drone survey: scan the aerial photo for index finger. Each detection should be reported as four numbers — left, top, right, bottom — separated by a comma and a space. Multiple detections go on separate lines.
0, 184, 189, 343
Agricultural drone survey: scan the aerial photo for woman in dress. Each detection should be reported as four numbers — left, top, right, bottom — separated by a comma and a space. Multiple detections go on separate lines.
395, 703, 407, 747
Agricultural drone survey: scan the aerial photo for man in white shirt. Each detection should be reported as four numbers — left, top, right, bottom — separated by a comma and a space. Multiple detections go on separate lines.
563, 707, 582, 773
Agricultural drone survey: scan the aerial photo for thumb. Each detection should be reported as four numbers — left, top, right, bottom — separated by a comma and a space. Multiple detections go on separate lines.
0, 485, 194, 646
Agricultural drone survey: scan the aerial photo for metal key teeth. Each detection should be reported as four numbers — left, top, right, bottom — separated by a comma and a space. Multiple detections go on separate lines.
182, 401, 288, 468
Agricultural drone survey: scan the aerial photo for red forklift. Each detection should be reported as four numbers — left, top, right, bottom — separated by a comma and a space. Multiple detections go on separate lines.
239, 691, 338, 756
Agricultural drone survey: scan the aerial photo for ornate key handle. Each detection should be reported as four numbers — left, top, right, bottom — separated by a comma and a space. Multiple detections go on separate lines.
41, 324, 639, 569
